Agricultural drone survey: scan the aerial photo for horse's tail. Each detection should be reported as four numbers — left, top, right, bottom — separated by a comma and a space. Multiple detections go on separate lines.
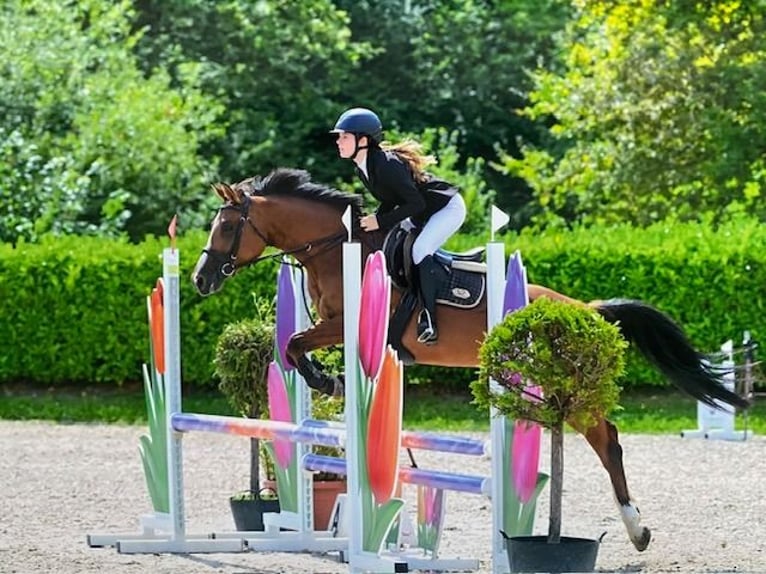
594, 298, 750, 411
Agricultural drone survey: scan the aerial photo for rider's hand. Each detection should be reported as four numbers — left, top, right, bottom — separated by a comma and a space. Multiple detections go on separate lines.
360, 214, 379, 232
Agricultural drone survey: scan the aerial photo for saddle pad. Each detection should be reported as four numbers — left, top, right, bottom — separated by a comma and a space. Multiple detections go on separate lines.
436, 268, 485, 309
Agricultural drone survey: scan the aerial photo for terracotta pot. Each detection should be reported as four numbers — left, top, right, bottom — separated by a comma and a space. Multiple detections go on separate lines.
312, 479, 347, 530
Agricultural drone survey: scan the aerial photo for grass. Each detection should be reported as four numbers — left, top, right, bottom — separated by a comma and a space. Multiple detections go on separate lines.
2, 382, 764, 435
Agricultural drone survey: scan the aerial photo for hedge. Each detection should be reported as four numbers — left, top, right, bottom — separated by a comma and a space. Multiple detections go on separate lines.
0, 232, 276, 388
1, 217, 763, 390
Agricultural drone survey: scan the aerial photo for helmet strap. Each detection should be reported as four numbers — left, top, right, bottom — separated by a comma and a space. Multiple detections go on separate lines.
350, 134, 369, 161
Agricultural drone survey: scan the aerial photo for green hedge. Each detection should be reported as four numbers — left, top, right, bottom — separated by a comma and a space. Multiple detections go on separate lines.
1, 217, 764, 390
449, 216, 766, 386
0, 232, 277, 387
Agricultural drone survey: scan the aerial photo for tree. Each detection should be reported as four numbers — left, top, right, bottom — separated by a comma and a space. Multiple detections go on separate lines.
498, 1, 766, 228
132, 0, 371, 184
0, 0, 223, 243
474, 297, 626, 544
335, 0, 572, 225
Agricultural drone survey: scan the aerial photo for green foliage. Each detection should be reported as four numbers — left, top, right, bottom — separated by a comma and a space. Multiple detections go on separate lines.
132, 0, 371, 184
448, 216, 766, 387
213, 313, 275, 418
500, 1, 766, 227
2, 218, 765, 393
0, 231, 276, 386
335, 0, 571, 219
474, 298, 626, 430
0, 0, 223, 243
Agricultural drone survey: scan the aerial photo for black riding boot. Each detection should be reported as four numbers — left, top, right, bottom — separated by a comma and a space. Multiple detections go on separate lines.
416, 255, 442, 344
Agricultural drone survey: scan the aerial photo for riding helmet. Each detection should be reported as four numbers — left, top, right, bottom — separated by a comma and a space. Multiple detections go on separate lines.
330, 107, 383, 144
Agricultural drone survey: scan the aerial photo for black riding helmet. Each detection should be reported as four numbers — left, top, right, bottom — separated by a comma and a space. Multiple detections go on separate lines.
330, 107, 383, 145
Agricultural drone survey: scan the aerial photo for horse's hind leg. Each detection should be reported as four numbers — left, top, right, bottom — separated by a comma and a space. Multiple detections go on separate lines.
579, 417, 651, 551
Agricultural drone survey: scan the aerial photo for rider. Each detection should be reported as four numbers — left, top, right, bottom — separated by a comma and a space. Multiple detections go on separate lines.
330, 107, 466, 344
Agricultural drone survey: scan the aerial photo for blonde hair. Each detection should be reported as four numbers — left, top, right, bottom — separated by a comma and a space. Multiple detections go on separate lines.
380, 139, 435, 183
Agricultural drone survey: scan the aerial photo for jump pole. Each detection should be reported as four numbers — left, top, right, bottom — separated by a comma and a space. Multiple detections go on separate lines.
487, 235, 509, 574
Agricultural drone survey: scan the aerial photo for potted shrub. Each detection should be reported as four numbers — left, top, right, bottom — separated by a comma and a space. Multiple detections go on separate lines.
214, 311, 280, 531
472, 297, 627, 573
216, 307, 347, 530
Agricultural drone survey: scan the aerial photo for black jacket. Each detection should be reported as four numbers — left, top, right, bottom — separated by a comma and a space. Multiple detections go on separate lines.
356, 148, 459, 231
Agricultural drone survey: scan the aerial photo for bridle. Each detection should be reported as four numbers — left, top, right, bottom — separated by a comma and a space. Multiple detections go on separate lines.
201, 194, 348, 277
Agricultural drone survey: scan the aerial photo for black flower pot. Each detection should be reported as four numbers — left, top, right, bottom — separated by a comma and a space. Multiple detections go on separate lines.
504, 534, 600, 573
229, 490, 280, 532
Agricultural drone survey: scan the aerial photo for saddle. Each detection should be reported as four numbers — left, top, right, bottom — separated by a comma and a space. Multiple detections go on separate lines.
381, 226, 486, 364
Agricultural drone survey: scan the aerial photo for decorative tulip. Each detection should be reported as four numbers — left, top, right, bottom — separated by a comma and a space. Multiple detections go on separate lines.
500, 249, 547, 530
358, 251, 391, 381
275, 263, 297, 371
149, 279, 165, 375
503, 250, 528, 315
365, 347, 402, 504
418, 485, 445, 527
511, 419, 542, 503
267, 361, 294, 468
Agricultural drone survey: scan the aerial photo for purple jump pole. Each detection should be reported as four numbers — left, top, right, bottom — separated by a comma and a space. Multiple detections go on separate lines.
171, 413, 346, 449
301, 418, 488, 457
303, 453, 490, 496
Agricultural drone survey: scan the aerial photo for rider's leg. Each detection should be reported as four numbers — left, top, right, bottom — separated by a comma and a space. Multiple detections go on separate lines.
412, 194, 466, 344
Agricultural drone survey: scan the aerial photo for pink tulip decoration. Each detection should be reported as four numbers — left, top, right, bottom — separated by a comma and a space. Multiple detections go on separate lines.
365, 347, 403, 505
358, 251, 391, 381
267, 361, 294, 469
275, 262, 297, 371
511, 418, 542, 503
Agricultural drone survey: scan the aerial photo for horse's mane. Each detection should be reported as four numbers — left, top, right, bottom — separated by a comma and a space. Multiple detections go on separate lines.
239, 168, 363, 216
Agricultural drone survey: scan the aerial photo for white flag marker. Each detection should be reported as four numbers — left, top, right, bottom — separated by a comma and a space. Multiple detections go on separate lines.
490, 205, 510, 241
341, 205, 353, 242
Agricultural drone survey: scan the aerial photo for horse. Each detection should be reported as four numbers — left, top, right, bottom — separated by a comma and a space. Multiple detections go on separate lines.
191, 167, 749, 553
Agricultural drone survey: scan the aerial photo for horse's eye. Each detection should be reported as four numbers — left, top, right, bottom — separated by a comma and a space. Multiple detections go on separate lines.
221, 221, 235, 234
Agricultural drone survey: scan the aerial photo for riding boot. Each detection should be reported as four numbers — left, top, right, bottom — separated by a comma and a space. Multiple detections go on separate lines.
416, 255, 442, 344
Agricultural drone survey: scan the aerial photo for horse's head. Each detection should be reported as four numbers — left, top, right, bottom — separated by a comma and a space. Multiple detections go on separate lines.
192, 179, 268, 295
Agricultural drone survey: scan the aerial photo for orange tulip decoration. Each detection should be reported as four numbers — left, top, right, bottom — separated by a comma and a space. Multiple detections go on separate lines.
149, 279, 165, 375
366, 347, 403, 504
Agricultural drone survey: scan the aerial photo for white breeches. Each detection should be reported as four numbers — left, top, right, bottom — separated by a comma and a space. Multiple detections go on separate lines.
411, 194, 466, 265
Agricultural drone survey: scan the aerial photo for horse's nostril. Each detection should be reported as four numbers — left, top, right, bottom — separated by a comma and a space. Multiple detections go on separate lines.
193, 273, 206, 292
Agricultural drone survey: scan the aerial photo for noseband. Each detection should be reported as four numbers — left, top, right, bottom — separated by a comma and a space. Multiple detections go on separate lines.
201, 194, 348, 277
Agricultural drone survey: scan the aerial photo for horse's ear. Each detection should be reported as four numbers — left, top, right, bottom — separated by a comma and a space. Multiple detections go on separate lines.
211, 183, 226, 201
215, 183, 242, 205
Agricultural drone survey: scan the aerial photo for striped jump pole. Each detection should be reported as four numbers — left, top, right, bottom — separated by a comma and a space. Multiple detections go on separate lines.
304, 454, 491, 497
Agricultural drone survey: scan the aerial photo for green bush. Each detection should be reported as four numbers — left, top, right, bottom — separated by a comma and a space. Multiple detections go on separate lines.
1, 217, 764, 391
0, 231, 276, 387
474, 297, 626, 430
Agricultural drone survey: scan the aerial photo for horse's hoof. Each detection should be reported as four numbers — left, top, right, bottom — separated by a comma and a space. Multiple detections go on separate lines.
631, 527, 651, 552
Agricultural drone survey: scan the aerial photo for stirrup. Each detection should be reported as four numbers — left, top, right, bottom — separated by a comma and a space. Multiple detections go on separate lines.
417, 310, 438, 344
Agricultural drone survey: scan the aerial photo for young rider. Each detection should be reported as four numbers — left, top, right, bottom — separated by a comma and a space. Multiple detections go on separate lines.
330, 107, 466, 344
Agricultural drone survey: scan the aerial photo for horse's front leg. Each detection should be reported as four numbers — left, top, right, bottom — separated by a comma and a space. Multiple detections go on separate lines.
286, 316, 344, 397
577, 417, 652, 552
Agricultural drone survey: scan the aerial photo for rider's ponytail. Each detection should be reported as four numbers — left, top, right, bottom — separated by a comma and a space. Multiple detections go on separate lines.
381, 139, 435, 184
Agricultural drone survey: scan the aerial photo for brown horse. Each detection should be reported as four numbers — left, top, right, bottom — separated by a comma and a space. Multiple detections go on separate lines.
192, 168, 748, 552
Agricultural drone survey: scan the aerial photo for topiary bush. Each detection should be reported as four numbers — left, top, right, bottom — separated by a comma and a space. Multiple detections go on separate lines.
473, 296, 627, 542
